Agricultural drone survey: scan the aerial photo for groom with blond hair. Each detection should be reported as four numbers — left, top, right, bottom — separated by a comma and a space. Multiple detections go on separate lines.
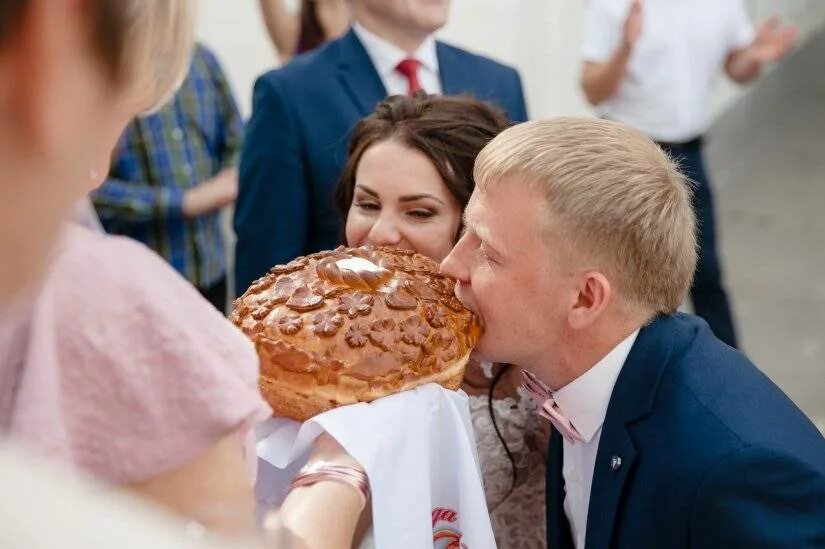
440, 118, 825, 548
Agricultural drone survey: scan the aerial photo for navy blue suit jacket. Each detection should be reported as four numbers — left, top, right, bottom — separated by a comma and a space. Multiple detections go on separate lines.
234, 29, 527, 294
547, 313, 825, 549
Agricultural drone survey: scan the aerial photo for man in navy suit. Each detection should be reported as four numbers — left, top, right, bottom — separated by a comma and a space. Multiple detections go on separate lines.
440, 118, 825, 548
234, 0, 528, 294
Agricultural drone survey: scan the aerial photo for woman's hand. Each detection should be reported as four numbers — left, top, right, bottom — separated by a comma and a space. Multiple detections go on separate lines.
275, 432, 369, 549
128, 433, 258, 539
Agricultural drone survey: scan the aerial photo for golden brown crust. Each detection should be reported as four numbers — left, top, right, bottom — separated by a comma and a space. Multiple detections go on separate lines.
232, 246, 482, 422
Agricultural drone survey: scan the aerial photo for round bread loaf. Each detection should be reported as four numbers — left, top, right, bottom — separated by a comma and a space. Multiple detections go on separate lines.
231, 246, 482, 421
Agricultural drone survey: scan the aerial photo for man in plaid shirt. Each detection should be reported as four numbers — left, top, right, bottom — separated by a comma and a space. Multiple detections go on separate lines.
93, 43, 242, 311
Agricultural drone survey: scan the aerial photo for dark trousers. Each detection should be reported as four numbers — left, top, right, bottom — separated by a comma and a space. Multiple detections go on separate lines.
658, 139, 738, 348
198, 276, 228, 314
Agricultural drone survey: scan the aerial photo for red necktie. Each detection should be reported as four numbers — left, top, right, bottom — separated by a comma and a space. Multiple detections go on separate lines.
521, 370, 585, 443
395, 58, 422, 96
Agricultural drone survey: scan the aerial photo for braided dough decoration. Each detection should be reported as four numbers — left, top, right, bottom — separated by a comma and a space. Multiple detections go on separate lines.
231, 246, 482, 421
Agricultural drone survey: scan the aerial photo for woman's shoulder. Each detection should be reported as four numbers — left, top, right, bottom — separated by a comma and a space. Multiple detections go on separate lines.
21, 224, 270, 483
55, 224, 188, 291
49, 223, 256, 365
55, 227, 211, 319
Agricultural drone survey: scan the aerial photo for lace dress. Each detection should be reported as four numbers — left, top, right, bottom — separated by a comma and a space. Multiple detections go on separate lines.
468, 365, 548, 548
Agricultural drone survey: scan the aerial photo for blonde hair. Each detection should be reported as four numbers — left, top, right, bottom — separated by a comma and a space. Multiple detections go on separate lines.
119, 0, 197, 112
474, 117, 697, 315
1, 1, 194, 110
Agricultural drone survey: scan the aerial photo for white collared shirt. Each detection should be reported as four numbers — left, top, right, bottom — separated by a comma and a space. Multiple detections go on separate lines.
352, 22, 442, 96
554, 329, 639, 549
581, 0, 754, 142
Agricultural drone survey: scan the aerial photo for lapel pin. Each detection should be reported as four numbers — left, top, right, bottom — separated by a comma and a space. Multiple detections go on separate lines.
610, 455, 622, 471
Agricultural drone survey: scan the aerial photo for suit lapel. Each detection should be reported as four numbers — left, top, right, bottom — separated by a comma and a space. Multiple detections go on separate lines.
436, 42, 471, 95
584, 425, 637, 549
584, 315, 679, 549
546, 430, 575, 549
335, 30, 387, 117
335, 36, 469, 107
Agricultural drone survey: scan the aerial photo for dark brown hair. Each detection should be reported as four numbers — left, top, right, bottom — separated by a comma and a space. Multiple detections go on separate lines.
334, 94, 512, 228
297, 0, 326, 54
335, 94, 517, 498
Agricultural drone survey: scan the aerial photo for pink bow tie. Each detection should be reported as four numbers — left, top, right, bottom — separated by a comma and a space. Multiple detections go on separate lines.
521, 370, 585, 443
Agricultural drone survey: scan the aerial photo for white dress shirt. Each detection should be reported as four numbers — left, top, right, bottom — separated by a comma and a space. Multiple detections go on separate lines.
352, 22, 442, 96
554, 329, 639, 549
581, 0, 755, 142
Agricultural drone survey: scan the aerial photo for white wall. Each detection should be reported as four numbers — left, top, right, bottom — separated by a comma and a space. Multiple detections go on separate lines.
711, 0, 825, 119
195, 1, 278, 118
198, 0, 825, 120
437, 0, 592, 119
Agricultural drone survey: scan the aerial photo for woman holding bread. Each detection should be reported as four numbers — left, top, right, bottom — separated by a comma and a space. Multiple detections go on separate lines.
0, 1, 367, 546
334, 94, 548, 547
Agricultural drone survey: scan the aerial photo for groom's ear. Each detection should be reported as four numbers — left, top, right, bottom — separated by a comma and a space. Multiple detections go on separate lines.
568, 271, 612, 330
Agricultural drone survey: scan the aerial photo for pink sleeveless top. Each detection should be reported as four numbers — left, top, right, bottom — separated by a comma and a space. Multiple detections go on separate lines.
0, 224, 271, 484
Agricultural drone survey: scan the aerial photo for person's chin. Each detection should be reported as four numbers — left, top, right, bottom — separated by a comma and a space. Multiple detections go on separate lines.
469, 347, 492, 363
420, 0, 451, 10
468, 334, 504, 364
425, 18, 448, 33
415, 12, 448, 33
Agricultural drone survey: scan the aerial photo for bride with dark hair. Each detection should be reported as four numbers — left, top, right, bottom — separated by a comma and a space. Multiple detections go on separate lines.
336, 93, 549, 547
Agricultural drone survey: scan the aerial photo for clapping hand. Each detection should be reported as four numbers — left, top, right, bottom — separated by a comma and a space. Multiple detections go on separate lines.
751, 16, 798, 63
623, 0, 643, 49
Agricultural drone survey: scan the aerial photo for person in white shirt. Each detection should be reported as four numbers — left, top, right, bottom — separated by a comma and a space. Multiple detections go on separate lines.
440, 117, 825, 549
579, 0, 798, 349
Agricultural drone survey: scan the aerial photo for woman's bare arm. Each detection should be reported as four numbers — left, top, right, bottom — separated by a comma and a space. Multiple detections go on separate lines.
259, 0, 300, 61
130, 431, 367, 548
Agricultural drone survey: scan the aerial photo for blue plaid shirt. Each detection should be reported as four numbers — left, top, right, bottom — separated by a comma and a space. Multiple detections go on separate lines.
93, 44, 243, 288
